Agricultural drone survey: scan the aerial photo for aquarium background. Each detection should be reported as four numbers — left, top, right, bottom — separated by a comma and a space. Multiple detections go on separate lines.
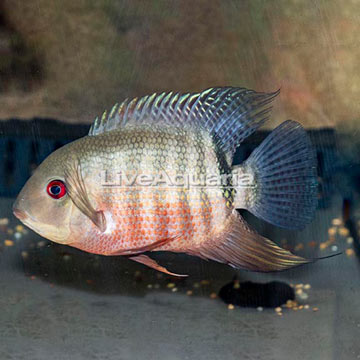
0, 1, 359, 359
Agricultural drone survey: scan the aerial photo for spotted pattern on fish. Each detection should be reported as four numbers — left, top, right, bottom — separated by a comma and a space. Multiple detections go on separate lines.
66, 125, 231, 255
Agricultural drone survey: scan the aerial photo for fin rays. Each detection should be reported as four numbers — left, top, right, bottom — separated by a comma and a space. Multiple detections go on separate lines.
88, 87, 280, 163
191, 211, 309, 272
234, 120, 318, 230
64, 160, 106, 232
129, 254, 188, 277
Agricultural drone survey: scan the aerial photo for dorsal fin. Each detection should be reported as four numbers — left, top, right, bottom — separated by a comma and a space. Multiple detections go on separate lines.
89, 87, 279, 160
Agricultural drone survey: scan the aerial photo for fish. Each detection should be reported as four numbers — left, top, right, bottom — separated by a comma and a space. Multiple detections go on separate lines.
13, 87, 318, 276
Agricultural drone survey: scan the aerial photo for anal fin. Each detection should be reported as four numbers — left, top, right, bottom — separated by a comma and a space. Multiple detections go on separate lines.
129, 255, 188, 277
190, 211, 310, 272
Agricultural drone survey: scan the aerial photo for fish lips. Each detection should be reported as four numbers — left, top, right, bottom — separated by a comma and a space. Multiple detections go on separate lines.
13, 201, 29, 221
12, 199, 70, 243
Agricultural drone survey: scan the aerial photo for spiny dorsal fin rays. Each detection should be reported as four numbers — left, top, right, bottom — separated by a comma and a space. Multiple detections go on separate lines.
118, 99, 129, 127
218, 90, 278, 139
88, 87, 280, 162
215, 90, 279, 155
203, 88, 236, 130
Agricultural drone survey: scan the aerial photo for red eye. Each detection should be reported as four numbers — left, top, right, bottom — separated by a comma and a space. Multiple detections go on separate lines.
46, 180, 66, 199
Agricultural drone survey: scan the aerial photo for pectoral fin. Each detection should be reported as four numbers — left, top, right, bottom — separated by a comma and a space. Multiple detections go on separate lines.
129, 254, 188, 277
65, 160, 106, 232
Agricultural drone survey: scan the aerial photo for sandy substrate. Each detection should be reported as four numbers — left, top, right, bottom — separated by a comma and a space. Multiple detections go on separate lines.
0, 197, 359, 359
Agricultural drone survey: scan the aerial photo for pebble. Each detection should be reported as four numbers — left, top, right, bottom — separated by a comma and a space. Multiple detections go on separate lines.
339, 227, 350, 237
285, 300, 298, 309
7, 229, 13, 235
257, 306, 264, 312
328, 227, 337, 236
37, 240, 46, 248
171, 287, 178, 292
308, 241, 317, 248
347, 237, 354, 245
227, 304, 235, 310
15, 225, 24, 232
331, 245, 338, 252
167, 282, 176, 289
63, 254, 71, 261
320, 242, 328, 250
298, 292, 309, 300
346, 248, 355, 257
275, 307, 282, 313
21, 251, 28, 259
186, 290, 193, 296
200, 280, 210, 286
304, 284, 311, 290
332, 218, 342, 226
312, 307, 319, 312
193, 282, 200, 288
304, 305, 310, 309
0, 218, 9, 226
147, 284, 153, 289
210, 292, 217, 299
4, 239, 14, 247
294, 243, 304, 251
233, 281, 240, 289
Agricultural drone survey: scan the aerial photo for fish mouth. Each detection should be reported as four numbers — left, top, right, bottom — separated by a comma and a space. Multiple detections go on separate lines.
13, 207, 69, 243
12, 204, 36, 231
13, 207, 28, 221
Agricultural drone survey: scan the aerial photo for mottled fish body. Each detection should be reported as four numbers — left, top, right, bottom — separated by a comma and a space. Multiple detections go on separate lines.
13, 87, 318, 276
64, 125, 230, 255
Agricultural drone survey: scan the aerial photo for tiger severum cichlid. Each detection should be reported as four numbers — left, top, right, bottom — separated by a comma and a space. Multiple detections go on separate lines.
13, 87, 318, 276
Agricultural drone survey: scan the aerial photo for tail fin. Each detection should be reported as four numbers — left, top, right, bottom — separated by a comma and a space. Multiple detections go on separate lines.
233, 120, 318, 230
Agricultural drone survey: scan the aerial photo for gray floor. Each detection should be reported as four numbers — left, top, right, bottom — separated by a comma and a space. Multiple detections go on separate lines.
0, 197, 359, 360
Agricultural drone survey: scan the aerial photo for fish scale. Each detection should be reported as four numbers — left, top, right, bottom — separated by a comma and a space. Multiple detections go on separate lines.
70, 125, 230, 255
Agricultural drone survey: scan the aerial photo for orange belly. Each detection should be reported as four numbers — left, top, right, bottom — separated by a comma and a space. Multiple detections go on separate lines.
76, 187, 230, 256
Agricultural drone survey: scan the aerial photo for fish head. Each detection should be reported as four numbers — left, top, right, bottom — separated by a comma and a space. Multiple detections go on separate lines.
13, 145, 78, 244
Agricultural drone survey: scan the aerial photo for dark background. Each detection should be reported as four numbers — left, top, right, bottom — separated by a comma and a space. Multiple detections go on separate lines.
0, 0, 359, 132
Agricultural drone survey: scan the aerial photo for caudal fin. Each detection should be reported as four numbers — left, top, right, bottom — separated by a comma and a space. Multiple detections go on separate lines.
234, 120, 318, 230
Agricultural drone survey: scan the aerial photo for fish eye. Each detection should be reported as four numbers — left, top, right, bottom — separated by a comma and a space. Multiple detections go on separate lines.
46, 180, 67, 199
